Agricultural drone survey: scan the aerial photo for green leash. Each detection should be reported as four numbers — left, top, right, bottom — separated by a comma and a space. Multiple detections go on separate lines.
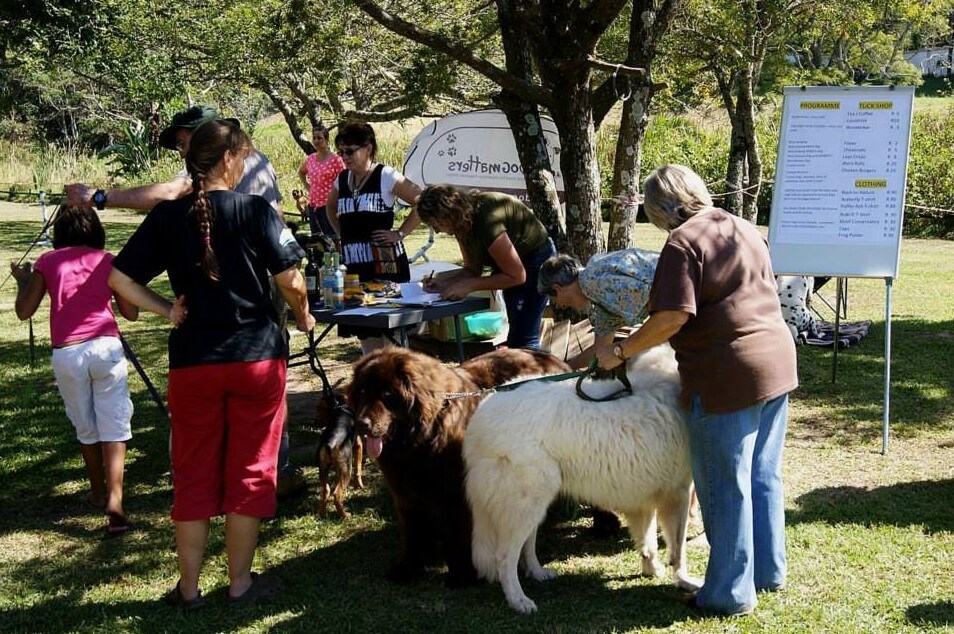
443, 358, 633, 402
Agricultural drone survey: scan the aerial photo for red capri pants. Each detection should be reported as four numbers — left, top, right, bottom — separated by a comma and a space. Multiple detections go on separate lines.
168, 358, 286, 521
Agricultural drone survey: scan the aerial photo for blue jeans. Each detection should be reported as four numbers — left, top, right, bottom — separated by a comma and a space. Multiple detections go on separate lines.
502, 239, 556, 350
689, 393, 788, 615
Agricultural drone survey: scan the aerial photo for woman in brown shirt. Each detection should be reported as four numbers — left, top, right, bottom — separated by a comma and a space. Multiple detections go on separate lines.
595, 164, 797, 617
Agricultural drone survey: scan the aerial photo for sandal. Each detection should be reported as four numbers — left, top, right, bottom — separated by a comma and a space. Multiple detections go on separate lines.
227, 572, 282, 607
105, 512, 132, 536
163, 581, 206, 610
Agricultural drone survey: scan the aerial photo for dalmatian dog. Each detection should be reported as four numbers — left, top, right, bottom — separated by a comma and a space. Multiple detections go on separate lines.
776, 275, 815, 341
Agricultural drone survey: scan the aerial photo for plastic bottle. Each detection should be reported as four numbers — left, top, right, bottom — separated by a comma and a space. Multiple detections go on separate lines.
322, 253, 335, 308
332, 265, 346, 309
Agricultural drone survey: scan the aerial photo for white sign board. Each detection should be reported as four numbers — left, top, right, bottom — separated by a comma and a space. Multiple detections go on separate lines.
402, 109, 564, 203
768, 86, 914, 278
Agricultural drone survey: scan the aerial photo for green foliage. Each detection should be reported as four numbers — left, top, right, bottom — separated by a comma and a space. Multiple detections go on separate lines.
641, 115, 729, 186
96, 120, 159, 180
596, 113, 728, 211
904, 106, 954, 236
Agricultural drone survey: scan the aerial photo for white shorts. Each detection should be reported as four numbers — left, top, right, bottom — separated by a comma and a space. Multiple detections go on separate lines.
51, 336, 133, 445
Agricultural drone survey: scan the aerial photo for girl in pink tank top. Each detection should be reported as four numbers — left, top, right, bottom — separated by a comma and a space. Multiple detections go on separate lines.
11, 206, 140, 535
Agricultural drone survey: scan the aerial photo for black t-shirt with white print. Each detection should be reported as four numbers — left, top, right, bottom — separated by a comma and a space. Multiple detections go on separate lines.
113, 190, 305, 369
336, 164, 410, 283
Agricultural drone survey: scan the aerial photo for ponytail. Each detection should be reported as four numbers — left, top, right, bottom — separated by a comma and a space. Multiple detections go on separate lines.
184, 118, 250, 282
190, 179, 220, 281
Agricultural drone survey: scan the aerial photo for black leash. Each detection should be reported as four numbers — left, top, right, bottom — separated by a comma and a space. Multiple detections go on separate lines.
574, 360, 633, 402
306, 331, 349, 411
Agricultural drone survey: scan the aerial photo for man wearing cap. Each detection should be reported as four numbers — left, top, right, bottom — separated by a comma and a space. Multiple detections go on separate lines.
65, 105, 283, 213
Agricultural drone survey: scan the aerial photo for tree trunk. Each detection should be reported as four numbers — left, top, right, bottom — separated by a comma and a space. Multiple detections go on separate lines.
737, 69, 761, 222
724, 107, 746, 217
607, 0, 680, 250
717, 64, 761, 219
608, 82, 651, 250
258, 81, 313, 155
716, 69, 743, 216
809, 40, 823, 69
550, 86, 604, 263
495, 92, 567, 251
494, 0, 565, 250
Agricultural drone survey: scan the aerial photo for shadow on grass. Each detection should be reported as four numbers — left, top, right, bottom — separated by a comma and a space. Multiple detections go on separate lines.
788, 478, 954, 534
790, 318, 954, 443
2, 509, 698, 634
907, 601, 954, 627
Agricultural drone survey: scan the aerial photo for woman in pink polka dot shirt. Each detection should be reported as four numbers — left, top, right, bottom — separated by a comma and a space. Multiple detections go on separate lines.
298, 124, 346, 240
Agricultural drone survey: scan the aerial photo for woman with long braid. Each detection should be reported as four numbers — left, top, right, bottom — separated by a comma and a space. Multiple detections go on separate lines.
109, 119, 314, 608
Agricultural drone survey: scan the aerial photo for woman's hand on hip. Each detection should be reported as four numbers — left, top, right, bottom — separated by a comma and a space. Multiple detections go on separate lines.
169, 295, 188, 327
371, 228, 403, 245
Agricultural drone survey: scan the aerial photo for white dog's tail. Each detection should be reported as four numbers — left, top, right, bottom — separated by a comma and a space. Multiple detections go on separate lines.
466, 457, 503, 582
471, 509, 499, 582
465, 424, 560, 584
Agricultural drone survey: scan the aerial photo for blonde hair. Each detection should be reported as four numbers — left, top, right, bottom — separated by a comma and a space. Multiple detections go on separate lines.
642, 164, 713, 231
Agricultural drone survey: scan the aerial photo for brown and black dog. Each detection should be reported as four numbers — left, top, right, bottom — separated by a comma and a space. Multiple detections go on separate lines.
315, 391, 364, 519
347, 347, 570, 587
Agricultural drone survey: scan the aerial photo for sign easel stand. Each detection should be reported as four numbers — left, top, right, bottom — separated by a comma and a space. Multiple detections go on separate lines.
767, 85, 913, 457
882, 277, 893, 455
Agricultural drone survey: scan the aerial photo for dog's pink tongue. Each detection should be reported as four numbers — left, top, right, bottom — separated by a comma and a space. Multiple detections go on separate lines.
366, 436, 384, 459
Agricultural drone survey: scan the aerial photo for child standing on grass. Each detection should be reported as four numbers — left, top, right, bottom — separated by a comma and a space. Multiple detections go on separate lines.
10, 205, 139, 536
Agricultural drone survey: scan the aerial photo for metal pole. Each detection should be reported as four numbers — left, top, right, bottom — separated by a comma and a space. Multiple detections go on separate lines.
38, 191, 51, 246
28, 318, 36, 366
832, 277, 843, 383
882, 277, 893, 455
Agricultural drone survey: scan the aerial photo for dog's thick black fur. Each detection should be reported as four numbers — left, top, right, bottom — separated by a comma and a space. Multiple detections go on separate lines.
316, 391, 363, 518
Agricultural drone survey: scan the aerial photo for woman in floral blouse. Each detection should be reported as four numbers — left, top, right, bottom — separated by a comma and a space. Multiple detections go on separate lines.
537, 248, 659, 368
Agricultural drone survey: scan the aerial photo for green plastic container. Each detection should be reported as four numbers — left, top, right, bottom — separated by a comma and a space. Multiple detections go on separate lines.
464, 311, 505, 337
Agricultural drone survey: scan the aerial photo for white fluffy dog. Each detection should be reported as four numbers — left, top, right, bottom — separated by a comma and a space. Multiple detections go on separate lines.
463, 343, 701, 614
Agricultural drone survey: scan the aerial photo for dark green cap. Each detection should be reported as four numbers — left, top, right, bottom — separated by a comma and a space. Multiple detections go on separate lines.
159, 105, 239, 150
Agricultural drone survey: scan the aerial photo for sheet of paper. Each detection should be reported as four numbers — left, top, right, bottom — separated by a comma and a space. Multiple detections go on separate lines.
396, 281, 442, 305
391, 297, 444, 306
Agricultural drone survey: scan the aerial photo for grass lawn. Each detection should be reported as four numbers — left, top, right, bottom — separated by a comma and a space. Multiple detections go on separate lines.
0, 200, 953, 633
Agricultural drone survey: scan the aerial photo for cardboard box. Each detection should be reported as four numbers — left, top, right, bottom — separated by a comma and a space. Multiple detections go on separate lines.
428, 314, 475, 341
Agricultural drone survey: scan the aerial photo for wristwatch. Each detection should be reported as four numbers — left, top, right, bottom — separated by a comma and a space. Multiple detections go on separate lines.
396, 229, 406, 239
92, 189, 107, 211
613, 343, 627, 361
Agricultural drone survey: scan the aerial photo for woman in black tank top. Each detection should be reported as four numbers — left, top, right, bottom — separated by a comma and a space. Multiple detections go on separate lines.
325, 123, 422, 283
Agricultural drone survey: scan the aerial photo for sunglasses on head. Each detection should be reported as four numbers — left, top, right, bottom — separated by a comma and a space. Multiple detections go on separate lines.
337, 145, 365, 157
